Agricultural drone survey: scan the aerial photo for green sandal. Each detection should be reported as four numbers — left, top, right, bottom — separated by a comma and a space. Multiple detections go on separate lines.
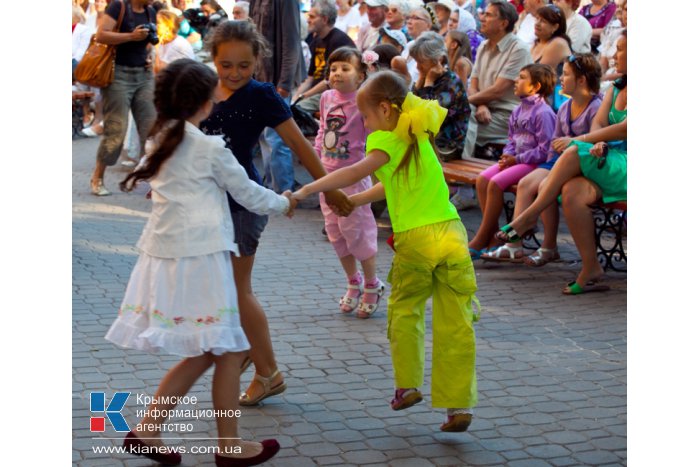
563, 280, 611, 295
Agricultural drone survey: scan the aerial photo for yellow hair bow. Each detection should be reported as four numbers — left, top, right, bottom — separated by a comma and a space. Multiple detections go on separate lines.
393, 92, 447, 144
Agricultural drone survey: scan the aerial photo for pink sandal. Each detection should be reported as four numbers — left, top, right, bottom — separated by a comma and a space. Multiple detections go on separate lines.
391, 388, 423, 410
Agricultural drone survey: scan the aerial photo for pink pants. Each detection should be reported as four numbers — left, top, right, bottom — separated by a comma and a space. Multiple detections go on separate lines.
479, 162, 539, 192
319, 176, 378, 261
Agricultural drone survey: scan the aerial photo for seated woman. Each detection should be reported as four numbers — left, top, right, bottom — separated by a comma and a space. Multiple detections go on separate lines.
409, 31, 470, 161
445, 30, 472, 86
483, 53, 602, 264
497, 30, 627, 294
468, 64, 557, 257
530, 4, 572, 111
579, 0, 617, 53
599, 0, 626, 92
391, 6, 436, 86
531, 4, 571, 70
447, 6, 481, 61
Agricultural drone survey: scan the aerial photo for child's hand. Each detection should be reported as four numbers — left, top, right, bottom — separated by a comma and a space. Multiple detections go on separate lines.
551, 137, 572, 153
498, 155, 516, 170
292, 186, 309, 201
281, 190, 297, 218
324, 189, 353, 217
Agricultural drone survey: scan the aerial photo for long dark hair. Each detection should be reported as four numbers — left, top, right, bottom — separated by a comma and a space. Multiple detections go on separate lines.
120, 59, 218, 192
535, 5, 572, 50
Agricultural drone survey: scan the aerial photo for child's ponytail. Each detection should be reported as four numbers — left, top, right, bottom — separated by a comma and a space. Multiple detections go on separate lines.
120, 59, 218, 192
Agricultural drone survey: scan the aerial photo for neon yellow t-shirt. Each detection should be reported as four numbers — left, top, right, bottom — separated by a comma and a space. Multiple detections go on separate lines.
367, 130, 459, 233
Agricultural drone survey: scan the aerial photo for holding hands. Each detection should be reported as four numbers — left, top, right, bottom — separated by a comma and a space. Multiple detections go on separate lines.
498, 154, 517, 171
293, 188, 355, 217
281, 190, 297, 218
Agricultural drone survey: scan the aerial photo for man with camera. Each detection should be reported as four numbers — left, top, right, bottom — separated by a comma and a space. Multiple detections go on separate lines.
89, 0, 158, 196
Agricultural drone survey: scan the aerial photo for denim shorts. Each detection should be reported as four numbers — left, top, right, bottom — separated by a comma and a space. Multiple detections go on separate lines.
231, 210, 269, 257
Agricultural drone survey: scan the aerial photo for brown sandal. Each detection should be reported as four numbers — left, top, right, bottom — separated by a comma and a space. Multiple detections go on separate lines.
239, 370, 287, 406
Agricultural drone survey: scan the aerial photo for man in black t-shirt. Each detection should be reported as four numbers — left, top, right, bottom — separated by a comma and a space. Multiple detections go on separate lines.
292, 0, 356, 115
90, 0, 157, 196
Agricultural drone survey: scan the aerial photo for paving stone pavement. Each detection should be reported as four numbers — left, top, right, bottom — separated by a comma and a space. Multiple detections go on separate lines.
73, 136, 627, 466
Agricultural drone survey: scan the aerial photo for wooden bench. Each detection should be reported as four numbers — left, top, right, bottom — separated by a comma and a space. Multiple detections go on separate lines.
72, 90, 94, 139
442, 158, 627, 271
442, 157, 540, 249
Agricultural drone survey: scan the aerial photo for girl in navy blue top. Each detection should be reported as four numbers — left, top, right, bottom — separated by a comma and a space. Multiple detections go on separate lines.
201, 20, 352, 407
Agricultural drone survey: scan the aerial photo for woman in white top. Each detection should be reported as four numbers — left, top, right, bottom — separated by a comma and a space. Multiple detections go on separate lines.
553, 0, 591, 53
390, 7, 435, 85
155, 9, 196, 74
335, 0, 367, 40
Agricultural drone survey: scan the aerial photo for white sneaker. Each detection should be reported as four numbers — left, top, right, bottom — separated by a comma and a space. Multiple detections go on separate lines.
450, 192, 478, 210
120, 160, 137, 168
91, 179, 111, 196
81, 126, 99, 137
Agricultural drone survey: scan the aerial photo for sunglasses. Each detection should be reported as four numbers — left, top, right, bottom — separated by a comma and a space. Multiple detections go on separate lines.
567, 54, 584, 73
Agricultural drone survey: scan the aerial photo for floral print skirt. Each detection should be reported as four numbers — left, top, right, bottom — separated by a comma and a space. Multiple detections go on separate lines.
105, 251, 250, 357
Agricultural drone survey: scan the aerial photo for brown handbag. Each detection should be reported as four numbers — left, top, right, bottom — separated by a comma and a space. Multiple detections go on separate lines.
74, 1, 125, 88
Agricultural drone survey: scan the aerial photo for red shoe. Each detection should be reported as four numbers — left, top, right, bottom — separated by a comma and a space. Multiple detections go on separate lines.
390, 388, 423, 410
123, 431, 182, 465
214, 439, 280, 466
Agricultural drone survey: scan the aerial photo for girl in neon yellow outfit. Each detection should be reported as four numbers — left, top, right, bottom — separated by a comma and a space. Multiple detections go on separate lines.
293, 71, 479, 432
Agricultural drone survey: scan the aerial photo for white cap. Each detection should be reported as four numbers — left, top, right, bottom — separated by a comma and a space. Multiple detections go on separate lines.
364, 0, 390, 7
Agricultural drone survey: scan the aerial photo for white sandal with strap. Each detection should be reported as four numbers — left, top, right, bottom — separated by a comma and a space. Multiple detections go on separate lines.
524, 247, 560, 267
357, 280, 386, 319
480, 244, 524, 263
339, 281, 363, 313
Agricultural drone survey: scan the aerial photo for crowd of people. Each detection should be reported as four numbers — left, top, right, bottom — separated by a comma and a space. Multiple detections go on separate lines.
72, 0, 627, 465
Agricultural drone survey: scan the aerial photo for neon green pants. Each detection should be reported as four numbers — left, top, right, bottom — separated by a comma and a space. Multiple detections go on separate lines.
387, 219, 479, 408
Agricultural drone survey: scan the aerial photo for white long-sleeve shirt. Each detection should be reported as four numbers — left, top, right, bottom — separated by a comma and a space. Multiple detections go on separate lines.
137, 122, 289, 258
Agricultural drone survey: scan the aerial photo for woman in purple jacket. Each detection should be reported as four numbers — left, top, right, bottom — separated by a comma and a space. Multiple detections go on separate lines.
482, 54, 603, 264
468, 63, 557, 258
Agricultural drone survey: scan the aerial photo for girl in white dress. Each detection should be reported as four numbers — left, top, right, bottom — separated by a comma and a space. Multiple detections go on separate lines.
105, 58, 293, 467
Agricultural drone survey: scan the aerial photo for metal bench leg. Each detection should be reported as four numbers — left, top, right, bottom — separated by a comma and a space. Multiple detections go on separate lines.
592, 206, 627, 272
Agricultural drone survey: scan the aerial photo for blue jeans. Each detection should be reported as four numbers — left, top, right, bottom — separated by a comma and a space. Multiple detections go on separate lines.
259, 95, 295, 193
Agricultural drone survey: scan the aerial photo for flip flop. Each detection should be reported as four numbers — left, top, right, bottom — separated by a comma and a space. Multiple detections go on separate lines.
562, 280, 611, 295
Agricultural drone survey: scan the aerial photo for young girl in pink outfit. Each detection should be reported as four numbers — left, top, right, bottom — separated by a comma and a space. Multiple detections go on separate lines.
314, 46, 384, 319
468, 63, 557, 259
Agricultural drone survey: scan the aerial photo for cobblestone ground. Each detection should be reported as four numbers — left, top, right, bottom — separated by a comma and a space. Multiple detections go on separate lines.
73, 136, 626, 466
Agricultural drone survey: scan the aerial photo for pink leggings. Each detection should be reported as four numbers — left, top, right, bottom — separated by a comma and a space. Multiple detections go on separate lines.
479, 163, 539, 191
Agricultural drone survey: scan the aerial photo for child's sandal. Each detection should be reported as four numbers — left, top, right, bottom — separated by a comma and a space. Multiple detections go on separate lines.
391, 388, 423, 410
357, 279, 385, 319
339, 282, 362, 313
440, 413, 473, 432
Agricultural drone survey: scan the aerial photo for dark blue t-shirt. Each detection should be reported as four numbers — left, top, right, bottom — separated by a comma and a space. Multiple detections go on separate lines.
200, 79, 292, 213
106, 0, 155, 67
